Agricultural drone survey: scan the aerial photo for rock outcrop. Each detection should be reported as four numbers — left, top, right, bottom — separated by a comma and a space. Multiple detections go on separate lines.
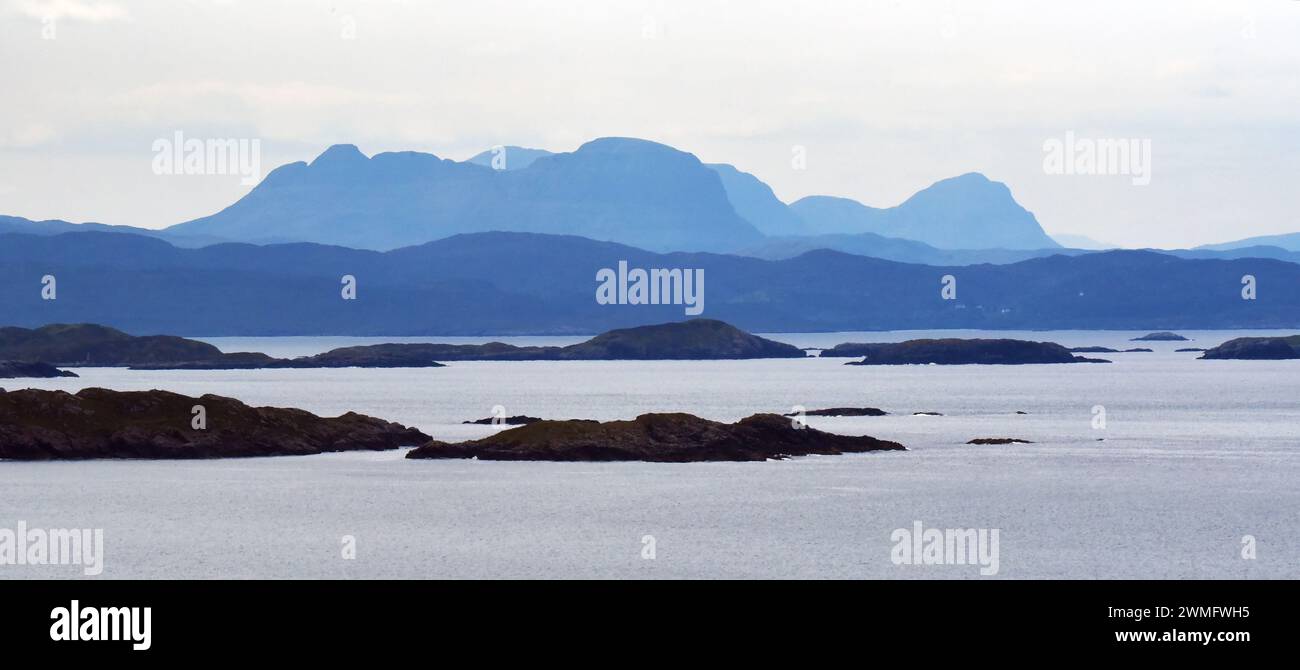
0, 388, 430, 460
785, 407, 888, 417
0, 361, 78, 378
1199, 336, 1300, 360
823, 339, 1109, 365
1131, 332, 1188, 341
407, 412, 905, 462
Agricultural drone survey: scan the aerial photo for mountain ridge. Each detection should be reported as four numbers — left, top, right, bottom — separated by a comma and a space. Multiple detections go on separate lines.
4, 229, 1300, 335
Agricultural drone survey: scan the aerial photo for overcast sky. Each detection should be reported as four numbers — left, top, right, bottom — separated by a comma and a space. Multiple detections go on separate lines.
1, 0, 1297, 248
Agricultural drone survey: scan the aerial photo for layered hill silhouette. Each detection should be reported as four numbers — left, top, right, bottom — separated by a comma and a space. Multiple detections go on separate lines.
158, 138, 1060, 253
4, 230, 1300, 335
168, 138, 763, 253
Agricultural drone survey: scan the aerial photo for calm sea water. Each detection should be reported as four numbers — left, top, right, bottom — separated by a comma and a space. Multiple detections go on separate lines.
2, 330, 1297, 579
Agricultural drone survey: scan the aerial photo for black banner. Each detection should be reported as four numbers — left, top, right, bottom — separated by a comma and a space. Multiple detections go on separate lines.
0, 580, 1286, 659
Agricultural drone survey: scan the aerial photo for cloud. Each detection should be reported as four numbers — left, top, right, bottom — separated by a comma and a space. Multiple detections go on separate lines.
9, 0, 128, 22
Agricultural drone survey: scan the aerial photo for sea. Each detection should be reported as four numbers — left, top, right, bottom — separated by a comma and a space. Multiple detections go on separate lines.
2, 329, 1297, 579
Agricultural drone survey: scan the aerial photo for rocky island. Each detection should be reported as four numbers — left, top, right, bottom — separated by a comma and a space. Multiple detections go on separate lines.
785, 407, 889, 417
2, 320, 804, 370
1131, 332, 1189, 341
0, 323, 279, 369
407, 412, 905, 462
0, 360, 78, 378
291, 318, 805, 365
822, 339, 1109, 365
1199, 336, 1300, 360
0, 387, 430, 460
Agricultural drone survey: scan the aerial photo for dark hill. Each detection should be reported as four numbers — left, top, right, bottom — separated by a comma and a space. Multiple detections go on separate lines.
5, 231, 1300, 334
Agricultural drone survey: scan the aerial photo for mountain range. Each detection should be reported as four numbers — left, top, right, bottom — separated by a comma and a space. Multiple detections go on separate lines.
3, 229, 1299, 335
4, 137, 1293, 265
156, 137, 1066, 253
168, 138, 763, 253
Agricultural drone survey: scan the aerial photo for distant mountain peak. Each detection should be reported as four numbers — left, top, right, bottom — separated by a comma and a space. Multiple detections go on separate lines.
947, 171, 992, 183
577, 136, 677, 152
792, 172, 1058, 250
310, 143, 368, 167
905, 172, 1003, 201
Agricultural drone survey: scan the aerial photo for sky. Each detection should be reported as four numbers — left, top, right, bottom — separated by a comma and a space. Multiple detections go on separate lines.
1, 0, 1297, 248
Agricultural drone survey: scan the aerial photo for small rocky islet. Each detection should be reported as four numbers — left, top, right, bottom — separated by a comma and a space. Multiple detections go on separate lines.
0, 360, 78, 379
785, 407, 889, 417
822, 339, 1110, 365
408, 413, 906, 462
1131, 331, 1189, 341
